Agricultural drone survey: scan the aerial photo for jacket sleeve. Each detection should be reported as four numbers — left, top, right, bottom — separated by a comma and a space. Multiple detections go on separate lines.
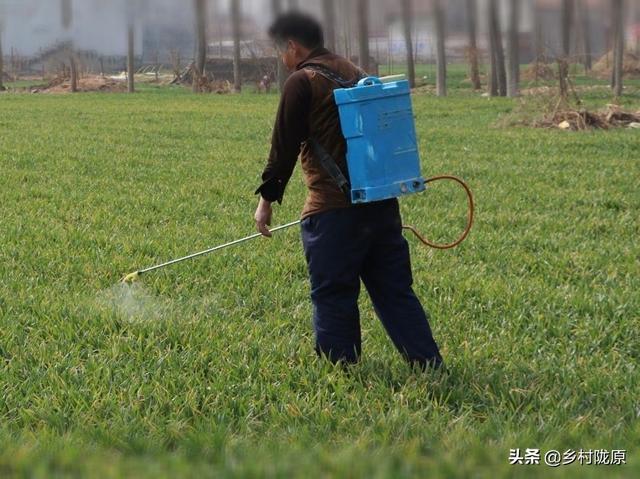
255, 70, 312, 203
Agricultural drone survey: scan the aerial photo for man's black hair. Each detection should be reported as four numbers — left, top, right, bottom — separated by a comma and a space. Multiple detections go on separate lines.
268, 12, 324, 50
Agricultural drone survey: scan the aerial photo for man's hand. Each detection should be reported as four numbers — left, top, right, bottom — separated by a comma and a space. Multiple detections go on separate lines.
254, 197, 273, 237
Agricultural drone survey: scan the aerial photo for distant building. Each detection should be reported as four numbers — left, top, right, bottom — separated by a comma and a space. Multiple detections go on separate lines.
1, 0, 268, 72
0, 0, 142, 57
1, 0, 636, 73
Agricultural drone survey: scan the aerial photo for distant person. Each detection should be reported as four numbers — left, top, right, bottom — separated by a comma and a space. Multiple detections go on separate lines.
254, 12, 443, 371
259, 74, 272, 93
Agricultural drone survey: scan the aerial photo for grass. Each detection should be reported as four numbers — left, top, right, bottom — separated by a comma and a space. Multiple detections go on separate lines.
379, 62, 640, 91
0, 74, 639, 478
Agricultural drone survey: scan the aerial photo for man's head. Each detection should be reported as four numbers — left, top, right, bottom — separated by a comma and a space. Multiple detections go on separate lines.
268, 12, 324, 71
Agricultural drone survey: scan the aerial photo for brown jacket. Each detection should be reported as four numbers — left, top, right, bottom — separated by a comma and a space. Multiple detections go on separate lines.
256, 48, 364, 218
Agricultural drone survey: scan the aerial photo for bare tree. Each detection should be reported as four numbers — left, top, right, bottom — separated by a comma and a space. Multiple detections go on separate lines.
506, 0, 520, 97
488, 0, 499, 96
357, 0, 370, 72
61, 0, 77, 92
401, 0, 416, 87
127, 24, 135, 93
154, 51, 160, 82
271, 0, 285, 93
576, 0, 592, 72
322, 0, 337, 52
561, 0, 574, 59
231, 0, 242, 92
532, 2, 544, 83
434, 0, 447, 97
387, 26, 394, 74
343, 0, 353, 59
0, 4, 5, 91
635, 0, 640, 55
170, 49, 182, 80
488, 0, 506, 96
193, 0, 207, 92
0, 23, 4, 91
558, 0, 574, 94
466, 0, 481, 90
126, 1, 144, 92
612, 0, 625, 97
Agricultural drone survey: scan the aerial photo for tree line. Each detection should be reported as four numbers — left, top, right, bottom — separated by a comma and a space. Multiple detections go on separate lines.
0, 0, 631, 97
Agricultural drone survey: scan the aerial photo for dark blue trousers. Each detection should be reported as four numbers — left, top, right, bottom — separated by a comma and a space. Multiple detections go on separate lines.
300, 199, 443, 369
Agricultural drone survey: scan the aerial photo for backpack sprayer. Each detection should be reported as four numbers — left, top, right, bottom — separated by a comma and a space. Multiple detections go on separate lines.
121, 75, 474, 284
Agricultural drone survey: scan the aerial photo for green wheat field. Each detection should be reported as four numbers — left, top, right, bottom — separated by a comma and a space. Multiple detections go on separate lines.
1, 75, 639, 478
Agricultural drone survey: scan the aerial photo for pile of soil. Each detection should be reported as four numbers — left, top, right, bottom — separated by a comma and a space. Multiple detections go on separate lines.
534, 105, 640, 130
188, 73, 233, 94
171, 65, 230, 93
521, 62, 557, 82
592, 50, 640, 79
33, 75, 127, 93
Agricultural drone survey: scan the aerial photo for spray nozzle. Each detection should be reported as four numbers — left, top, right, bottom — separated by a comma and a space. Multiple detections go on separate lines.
121, 271, 140, 284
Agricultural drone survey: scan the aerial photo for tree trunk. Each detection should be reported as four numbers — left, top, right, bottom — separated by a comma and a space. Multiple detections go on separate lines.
488, 0, 506, 96
557, 58, 569, 100
488, 0, 498, 96
466, 0, 481, 90
561, 0, 574, 59
559, 0, 573, 94
322, 0, 336, 52
193, 0, 207, 93
70, 53, 78, 92
494, 6, 506, 95
127, 23, 135, 93
576, 0, 592, 72
612, 0, 624, 96
357, 0, 370, 72
400, 0, 416, 88
632, 0, 640, 55
344, 0, 353, 60
61, 0, 72, 30
533, 5, 542, 83
610, 2, 617, 88
388, 29, 393, 75
0, 29, 4, 91
231, 0, 242, 93
434, 0, 447, 97
271, 0, 285, 93
635, 0, 640, 55
60, 0, 77, 92
506, 0, 519, 97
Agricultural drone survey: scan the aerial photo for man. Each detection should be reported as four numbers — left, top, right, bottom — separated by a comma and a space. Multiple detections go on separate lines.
254, 12, 443, 370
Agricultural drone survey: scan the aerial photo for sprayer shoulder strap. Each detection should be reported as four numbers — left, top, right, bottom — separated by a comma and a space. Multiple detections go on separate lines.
301, 63, 366, 201
307, 138, 351, 198
302, 63, 363, 88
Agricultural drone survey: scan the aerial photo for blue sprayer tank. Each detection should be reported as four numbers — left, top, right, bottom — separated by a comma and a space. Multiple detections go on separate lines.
333, 76, 425, 204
